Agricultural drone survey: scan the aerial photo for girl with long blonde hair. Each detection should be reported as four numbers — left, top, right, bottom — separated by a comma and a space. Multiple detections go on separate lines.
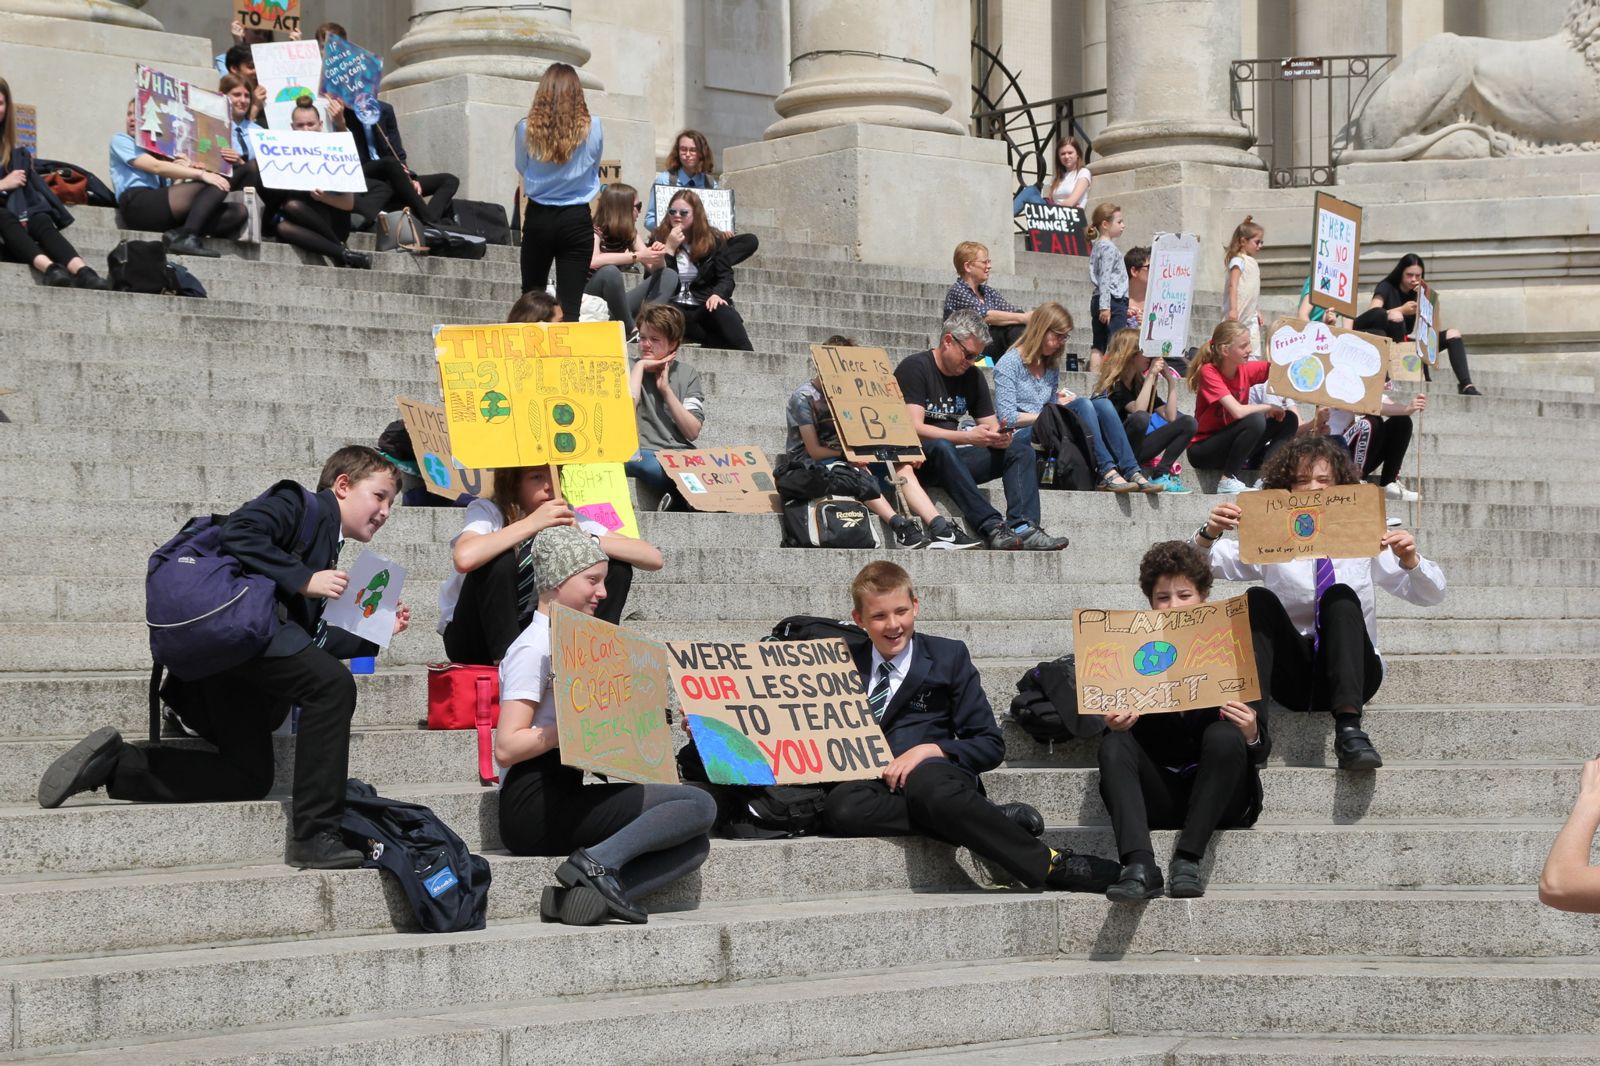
1093, 329, 1196, 492
516, 62, 604, 320
1184, 320, 1298, 493
1222, 216, 1265, 358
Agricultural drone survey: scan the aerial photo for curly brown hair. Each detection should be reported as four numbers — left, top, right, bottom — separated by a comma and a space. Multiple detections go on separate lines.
1138, 540, 1214, 603
524, 62, 590, 164
1258, 434, 1360, 491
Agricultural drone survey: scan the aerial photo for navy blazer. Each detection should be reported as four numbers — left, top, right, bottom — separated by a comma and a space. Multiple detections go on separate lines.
0, 148, 73, 230
345, 102, 408, 169
851, 633, 1004, 774
220, 482, 377, 660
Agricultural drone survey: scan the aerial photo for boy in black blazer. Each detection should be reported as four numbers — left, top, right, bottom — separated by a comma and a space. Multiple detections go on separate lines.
825, 561, 1116, 891
38, 447, 410, 870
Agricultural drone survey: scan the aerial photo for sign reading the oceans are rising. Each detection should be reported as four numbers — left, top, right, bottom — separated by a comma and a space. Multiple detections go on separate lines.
1237, 485, 1386, 562
1309, 191, 1362, 319
666, 638, 892, 785
135, 66, 232, 176
1074, 595, 1261, 716
246, 128, 365, 192
1265, 317, 1385, 416
1142, 232, 1199, 358
435, 321, 638, 469
810, 344, 923, 464
551, 605, 677, 785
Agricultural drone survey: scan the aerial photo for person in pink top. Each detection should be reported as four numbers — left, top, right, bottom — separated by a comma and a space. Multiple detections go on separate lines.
1184, 320, 1298, 494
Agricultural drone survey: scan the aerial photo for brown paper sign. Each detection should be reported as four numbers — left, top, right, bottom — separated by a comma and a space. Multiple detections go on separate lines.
1388, 339, 1425, 383
666, 638, 892, 785
1236, 484, 1387, 562
551, 605, 678, 785
1265, 316, 1386, 415
658, 446, 781, 513
1074, 594, 1261, 716
598, 159, 623, 186
810, 344, 924, 463
396, 397, 493, 501
1309, 191, 1362, 319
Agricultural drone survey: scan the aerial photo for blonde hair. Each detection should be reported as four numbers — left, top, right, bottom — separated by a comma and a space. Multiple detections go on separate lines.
1094, 328, 1145, 397
952, 240, 988, 276
524, 62, 590, 164
1085, 201, 1121, 242
1185, 320, 1252, 392
850, 561, 916, 613
1013, 301, 1073, 371
1223, 215, 1264, 268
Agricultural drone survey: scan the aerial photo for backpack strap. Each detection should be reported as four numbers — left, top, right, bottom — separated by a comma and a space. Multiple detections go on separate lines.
148, 662, 164, 744
473, 672, 498, 785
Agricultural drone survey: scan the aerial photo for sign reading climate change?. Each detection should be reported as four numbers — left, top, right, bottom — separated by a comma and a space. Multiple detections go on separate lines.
1265, 317, 1385, 416
1142, 232, 1199, 357
1074, 595, 1261, 716
551, 605, 677, 785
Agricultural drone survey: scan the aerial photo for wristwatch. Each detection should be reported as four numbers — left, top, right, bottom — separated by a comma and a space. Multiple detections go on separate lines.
1195, 524, 1219, 543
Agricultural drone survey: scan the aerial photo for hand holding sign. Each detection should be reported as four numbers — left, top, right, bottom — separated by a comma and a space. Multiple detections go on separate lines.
322, 549, 405, 648
551, 605, 677, 784
1265, 317, 1385, 415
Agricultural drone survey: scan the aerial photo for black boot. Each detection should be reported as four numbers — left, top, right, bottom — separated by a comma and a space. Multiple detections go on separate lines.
73, 266, 111, 290
555, 848, 648, 923
340, 248, 372, 269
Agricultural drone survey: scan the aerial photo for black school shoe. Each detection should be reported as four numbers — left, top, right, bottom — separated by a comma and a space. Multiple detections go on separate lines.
285, 831, 365, 870
37, 727, 124, 808
73, 266, 110, 289
556, 848, 648, 924
999, 801, 1045, 838
540, 884, 610, 926
1168, 858, 1205, 898
1046, 848, 1123, 893
1105, 861, 1164, 902
1335, 726, 1384, 770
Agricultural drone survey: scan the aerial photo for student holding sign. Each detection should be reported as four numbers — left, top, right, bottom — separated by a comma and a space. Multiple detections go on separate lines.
110, 99, 246, 258
495, 527, 716, 925
1097, 541, 1272, 901
1353, 254, 1481, 395
643, 128, 718, 230
256, 95, 368, 268
0, 78, 108, 289
1192, 436, 1447, 771
1185, 320, 1300, 494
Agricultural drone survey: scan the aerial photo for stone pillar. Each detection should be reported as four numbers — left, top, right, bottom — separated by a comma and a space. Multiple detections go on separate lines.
723, 0, 1013, 271
384, 0, 596, 91
0, 0, 160, 30
1080, 0, 1107, 140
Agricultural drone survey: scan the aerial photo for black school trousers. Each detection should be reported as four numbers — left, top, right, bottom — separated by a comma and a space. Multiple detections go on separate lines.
1246, 585, 1381, 717
823, 759, 1052, 887
1187, 410, 1299, 478
106, 645, 357, 842
521, 200, 592, 322
1124, 410, 1198, 476
1097, 722, 1256, 862
355, 159, 459, 224
0, 208, 80, 267
680, 299, 755, 351
441, 547, 635, 665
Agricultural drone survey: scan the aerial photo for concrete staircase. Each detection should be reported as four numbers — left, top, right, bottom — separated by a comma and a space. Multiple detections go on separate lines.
0, 207, 1596, 1063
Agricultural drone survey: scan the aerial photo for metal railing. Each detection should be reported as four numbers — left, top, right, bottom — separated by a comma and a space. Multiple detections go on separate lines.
1229, 54, 1396, 188
971, 40, 1106, 205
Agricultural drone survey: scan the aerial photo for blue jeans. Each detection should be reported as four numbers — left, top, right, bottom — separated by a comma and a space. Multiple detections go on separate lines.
625, 449, 674, 501
918, 433, 1041, 534
1066, 397, 1140, 477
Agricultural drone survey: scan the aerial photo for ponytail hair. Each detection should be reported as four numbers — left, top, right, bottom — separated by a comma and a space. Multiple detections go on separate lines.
1223, 215, 1264, 268
1185, 320, 1251, 392
1085, 201, 1121, 243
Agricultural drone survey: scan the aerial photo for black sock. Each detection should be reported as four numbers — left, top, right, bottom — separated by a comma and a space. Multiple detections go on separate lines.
1334, 711, 1361, 732
1122, 849, 1155, 868
1173, 848, 1202, 863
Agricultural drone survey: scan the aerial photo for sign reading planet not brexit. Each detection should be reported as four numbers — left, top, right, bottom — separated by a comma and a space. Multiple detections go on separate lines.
1073, 595, 1261, 716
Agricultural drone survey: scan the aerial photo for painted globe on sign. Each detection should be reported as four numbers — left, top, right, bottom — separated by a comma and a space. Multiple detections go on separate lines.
479, 391, 510, 423
421, 452, 451, 487
1288, 355, 1325, 392
1132, 640, 1178, 676
688, 715, 775, 785
1292, 511, 1318, 539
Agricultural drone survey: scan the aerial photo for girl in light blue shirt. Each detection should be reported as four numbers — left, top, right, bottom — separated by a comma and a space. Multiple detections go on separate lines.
515, 63, 603, 321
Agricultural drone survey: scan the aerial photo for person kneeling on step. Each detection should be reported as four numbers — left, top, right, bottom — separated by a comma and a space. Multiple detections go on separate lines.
1099, 541, 1272, 901
823, 561, 1118, 892
496, 526, 716, 925
1192, 435, 1447, 772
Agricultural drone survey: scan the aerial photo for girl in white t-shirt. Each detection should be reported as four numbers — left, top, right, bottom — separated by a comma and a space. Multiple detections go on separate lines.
1050, 136, 1091, 208
1222, 217, 1265, 359
437, 466, 663, 664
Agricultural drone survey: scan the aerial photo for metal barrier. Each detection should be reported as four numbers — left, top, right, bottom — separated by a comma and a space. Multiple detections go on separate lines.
971, 39, 1106, 206
1229, 54, 1395, 188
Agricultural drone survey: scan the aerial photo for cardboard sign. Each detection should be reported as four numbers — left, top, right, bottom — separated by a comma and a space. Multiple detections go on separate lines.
1237, 484, 1387, 562
1309, 191, 1362, 319
322, 549, 405, 648
652, 184, 735, 232
252, 39, 323, 131
435, 321, 637, 469
15, 104, 36, 155
237, 0, 300, 33
810, 344, 924, 463
320, 35, 382, 126
598, 159, 623, 185
135, 66, 232, 176
551, 604, 677, 785
396, 397, 493, 501
666, 638, 892, 785
1020, 202, 1088, 257
658, 447, 781, 514
560, 462, 640, 539
1142, 232, 1199, 358
1389, 339, 1425, 383
1416, 284, 1440, 367
246, 128, 365, 192
1074, 594, 1261, 716
1265, 317, 1385, 415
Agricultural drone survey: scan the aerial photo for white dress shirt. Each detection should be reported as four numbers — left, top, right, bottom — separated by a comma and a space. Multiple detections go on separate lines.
868, 637, 917, 712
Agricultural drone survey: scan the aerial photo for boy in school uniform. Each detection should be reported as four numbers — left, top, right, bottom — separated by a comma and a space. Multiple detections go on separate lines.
824, 561, 1118, 891
38, 446, 409, 870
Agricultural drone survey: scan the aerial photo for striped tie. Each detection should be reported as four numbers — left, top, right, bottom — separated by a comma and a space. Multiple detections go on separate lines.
868, 661, 894, 721
514, 539, 538, 626
1312, 556, 1337, 654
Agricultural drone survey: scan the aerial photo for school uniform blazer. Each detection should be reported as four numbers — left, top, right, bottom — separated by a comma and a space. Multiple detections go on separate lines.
851, 634, 1005, 775
1129, 705, 1273, 827
220, 482, 377, 660
345, 102, 409, 168
0, 148, 73, 230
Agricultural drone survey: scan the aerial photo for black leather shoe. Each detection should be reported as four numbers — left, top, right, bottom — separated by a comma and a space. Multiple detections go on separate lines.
1168, 858, 1205, 898
556, 848, 648, 923
285, 831, 366, 870
1046, 848, 1123, 893
1105, 861, 1164, 902
340, 249, 373, 270
165, 233, 220, 258
73, 267, 110, 290
1335, 726, 1384, 770
999, 801, 1045, 838
37, 727, 123, 808
42, 263, 73, 287
540, 884, 610, 926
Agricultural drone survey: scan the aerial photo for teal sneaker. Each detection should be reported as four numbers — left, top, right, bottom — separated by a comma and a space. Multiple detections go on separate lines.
1154, 473, 1189, 493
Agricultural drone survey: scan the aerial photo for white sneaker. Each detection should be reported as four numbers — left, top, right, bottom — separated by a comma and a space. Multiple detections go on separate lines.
1386, 514, 1403, 528
1384, 480, 1420, 503
1216, 476, 1250, 494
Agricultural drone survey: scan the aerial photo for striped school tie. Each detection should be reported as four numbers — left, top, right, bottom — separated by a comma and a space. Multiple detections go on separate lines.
514, 539, 538, 626
868, 661, 894, 721
1311, 557, 1337, 654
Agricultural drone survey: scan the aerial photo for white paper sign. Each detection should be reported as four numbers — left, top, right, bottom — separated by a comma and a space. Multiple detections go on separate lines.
246, 128, 367, 192
323, 549, 405, 648
1416, 285, 1438, 366
251, 39, 324, 131
652, 184, 735, 233
1142, 232, 1198, 357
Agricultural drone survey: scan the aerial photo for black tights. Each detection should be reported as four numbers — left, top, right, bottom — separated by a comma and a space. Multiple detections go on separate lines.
1124, 410, 1199, 476
275, 198, 351, 262
121, 183, 246, 239
1352, 309, 1474, 388
0, 208, 81, 269
1187, 410, 1299, 478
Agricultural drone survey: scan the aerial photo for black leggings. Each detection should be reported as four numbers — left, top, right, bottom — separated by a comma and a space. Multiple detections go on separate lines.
0, 208, 81, 267
1352, 308, 1474, 387
679, 300, 754, 351
1124, 410, 1198, 476
1340, 415, 1413, 485
521, 200, 592, 321
274, 196, 353, 262
1187, 409, 1299, 478
120, 184, 246, 239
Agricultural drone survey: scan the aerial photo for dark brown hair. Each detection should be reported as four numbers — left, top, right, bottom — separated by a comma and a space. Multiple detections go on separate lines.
666, 128, 714, 176
315, 22, 349, 47
491, 466, 548, 526
1139, 540, 1214, 602
1259, 434, 1361, 491
508, 291, 559, 323
317, 445, 399, 491
0, 77, 14, 168
636, 303, 686, 347
592, 182, 638, 250
651, 188, 715, 262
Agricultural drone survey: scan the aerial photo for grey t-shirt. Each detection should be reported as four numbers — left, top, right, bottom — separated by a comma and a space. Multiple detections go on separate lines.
633, 358, 707, 452
783, 379, 838, 461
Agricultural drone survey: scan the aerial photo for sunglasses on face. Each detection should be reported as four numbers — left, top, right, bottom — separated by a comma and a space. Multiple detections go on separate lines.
668, 208, 692, 218
632, 202, 642, 210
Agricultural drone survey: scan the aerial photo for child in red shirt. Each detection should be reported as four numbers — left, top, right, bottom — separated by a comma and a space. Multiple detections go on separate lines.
1185, 320, 1298, 493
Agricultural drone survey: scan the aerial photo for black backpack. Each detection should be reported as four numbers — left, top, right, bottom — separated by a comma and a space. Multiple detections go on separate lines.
338, 778, 491, 933
108, 239, 168, 294
1009, 654, 1106, 743
1027, 404, 1095, 491
447, 199, 511, 245
768, 614, 872, 657
675, 744, 827, 838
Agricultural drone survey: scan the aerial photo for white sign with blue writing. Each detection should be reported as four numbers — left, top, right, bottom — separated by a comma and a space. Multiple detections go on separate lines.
246, 128, 367, 193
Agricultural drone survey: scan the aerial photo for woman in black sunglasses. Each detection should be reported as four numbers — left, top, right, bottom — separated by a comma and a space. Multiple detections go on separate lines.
644, 187, 756, 351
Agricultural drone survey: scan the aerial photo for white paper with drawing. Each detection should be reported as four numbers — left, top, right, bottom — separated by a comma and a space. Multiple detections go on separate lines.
323, 549, 405, 648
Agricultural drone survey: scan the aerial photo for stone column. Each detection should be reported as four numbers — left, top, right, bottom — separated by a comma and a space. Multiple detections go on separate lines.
1080, 0, 1107, 140
383, 0, 597, 91
0, 0, 160, 31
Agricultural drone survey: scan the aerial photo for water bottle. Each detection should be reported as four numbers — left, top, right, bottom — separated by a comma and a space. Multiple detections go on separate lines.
1041, 457, 1057, 486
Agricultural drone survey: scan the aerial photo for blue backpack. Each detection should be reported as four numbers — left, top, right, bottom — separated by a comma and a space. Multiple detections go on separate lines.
340, 778, 491, 933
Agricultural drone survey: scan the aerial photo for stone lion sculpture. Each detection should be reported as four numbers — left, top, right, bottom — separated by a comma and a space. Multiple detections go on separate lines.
1346, 0, 1600, 159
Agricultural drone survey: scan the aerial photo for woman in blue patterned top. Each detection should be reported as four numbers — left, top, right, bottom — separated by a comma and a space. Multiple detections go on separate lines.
943, 240, 1032, 362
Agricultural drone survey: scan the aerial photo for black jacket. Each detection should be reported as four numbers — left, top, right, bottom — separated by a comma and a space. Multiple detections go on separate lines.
1129, 705, 1272, 826
345, 102, 409, 169
850, 633, 1004, 774
219, 482, 377, 660
0, 148, 73, 230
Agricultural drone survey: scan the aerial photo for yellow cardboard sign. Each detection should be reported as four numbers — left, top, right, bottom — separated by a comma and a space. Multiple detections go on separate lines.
551, 604, 678, 785
434, 321, 637, 469
1074, 594, 1261, 716
560, 462, 640, 539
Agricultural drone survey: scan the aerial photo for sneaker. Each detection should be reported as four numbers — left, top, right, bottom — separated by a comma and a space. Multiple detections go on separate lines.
1384, 480, 1420, 503
925, 517, 981, 550
1153, 473, 1189, 494
656, 493, 677, 512
889, 516, 928, 549
37, 727, 123, 808
1015, 524, 1069, 551
1215, 476, 1250, 495
986, 525, 1024, 551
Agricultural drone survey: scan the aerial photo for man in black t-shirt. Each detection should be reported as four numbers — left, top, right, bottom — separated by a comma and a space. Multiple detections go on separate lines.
894, 310, 1068, 551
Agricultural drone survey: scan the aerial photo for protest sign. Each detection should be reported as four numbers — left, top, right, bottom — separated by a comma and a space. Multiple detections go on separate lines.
1265, 316, 1385, 415
551, 604, 677, 785
435, 321, 637, 469
323, 549, 404, 648
320, 35, 382, 125
1142, 232, 1199, 358
135, 66, 232, 176
396, 397, 493, 501
652, 184, 735, 232
666, 638, 891, 785
1074, 594, 1260, 716
598, 159, 623, 185
252, 39, 323, 131
1416, 284, 1440, 367
237, 0, 300, 33
1389, 339, 1425, 383
658, 447, 781, 514
1309, 191, 1362, 319
1020, 202, 1088, 256
15, 104, 36, 155
1237, 484, 1387, 563
246, 128, 365, 192
810, 343, 923, 463
560, 462, 640, 539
